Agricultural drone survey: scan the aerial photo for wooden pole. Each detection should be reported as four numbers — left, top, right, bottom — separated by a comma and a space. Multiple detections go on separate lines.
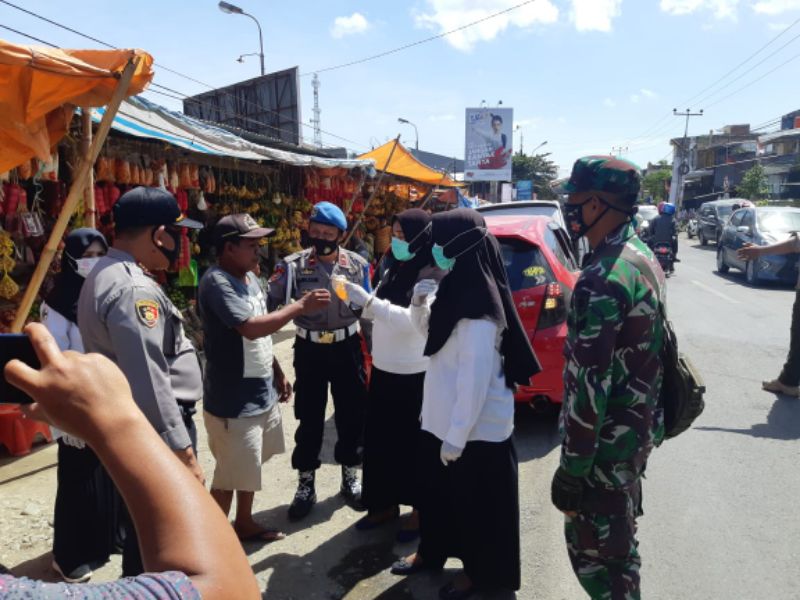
343, 135, 401, 246
11, 57, 139, 332
81, 108, 96, 228
420, 171, 450, 210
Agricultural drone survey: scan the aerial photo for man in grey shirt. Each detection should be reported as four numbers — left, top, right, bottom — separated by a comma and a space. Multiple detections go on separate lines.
78, 186, 203, 576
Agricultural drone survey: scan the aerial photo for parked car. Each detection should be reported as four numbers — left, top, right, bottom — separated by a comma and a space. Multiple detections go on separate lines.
697, 198, 754, 246
717, 206, 800, 286
634, 205, 659, 242
485, 214, 580, 408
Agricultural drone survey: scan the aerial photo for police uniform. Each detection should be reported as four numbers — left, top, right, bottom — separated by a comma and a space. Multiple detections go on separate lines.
77, 187, 203, 576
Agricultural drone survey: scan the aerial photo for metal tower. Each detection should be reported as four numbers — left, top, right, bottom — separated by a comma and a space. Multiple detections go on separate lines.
311, 73, 322, 148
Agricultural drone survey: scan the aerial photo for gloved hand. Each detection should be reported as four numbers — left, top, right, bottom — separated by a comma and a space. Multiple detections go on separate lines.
550, 467, 584, 514
412, 279, 438, 306
344, 281, 372, 308
440, 441, 463, 466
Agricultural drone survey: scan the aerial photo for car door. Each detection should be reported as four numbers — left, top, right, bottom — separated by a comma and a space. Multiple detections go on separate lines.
722, 210, 744, 265
700, 205, 714, 239
732, 209, 755, 270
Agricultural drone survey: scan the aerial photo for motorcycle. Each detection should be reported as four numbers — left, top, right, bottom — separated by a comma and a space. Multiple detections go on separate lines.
652, 241, 675, 276
686, 218, 698, 239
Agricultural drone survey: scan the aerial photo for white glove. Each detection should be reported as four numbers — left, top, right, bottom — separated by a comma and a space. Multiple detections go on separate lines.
440, 441, 463, 466
412, 279, 438, 306
344, 281, 372, 308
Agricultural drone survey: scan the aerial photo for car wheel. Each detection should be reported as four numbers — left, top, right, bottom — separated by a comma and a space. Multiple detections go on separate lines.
746, 260, 760, 286
717, 249, 729, 273
699, 230, 707, 246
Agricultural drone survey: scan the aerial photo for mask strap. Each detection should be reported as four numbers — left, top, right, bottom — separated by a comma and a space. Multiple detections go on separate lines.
405, 222, 432, 247
444, 227, 489, 260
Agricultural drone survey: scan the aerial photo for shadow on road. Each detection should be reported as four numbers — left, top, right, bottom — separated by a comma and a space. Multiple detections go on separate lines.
711, 269, 796, 292
696, 395, 800, 440
513, 405, 560, 463
688, 242, 717, 252
5, 551, 58, 583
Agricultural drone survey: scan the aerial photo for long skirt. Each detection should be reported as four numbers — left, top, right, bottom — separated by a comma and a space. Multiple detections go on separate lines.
52, 440, 123, 572
362, 368, 425, 511
416, 429, 521, 591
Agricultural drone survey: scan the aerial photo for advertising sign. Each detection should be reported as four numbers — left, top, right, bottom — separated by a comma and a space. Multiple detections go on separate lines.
516, 180, 533, 200
464, 107, 513, 182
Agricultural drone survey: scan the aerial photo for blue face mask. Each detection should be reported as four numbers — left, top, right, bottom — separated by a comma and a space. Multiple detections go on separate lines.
432, 243, 456, 271
391, 237, 416, 262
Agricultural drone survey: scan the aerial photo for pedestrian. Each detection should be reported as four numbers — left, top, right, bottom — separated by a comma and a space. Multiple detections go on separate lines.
739, 238, 800, 396
267, 201, 371, 521
343, 209, 443, 541
198, 214, 330, 543
77, 186, 205, 577
551, 156, 665, 600
40, 228, 121, 583
393, 208, 541, 600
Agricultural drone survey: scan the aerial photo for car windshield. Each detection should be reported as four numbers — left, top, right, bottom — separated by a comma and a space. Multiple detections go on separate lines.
717, 205, 733, 218
637, 206, 658, 221
479, 205, 559, 219
498, 238, 554, 292
757, 210, 800, 234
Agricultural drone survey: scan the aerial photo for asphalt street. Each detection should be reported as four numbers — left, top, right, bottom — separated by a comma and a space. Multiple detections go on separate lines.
1, 233, 798, 599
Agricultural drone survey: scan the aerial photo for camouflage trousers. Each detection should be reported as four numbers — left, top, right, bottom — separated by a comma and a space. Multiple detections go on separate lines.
564, 501, 641, 599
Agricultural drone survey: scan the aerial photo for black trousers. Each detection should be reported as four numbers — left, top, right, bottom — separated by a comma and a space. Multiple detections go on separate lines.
52, 440, 123, 572
291, 334, 367, 472
417, 430, 521, 592
121, 402, 198, 577
780, 291, 800, 386
362, 368, 424, 512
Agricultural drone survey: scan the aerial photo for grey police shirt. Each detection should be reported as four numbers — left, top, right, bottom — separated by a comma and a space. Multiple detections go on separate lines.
197, 266, 275, 419
267, 247, 371, 331
77, 248, 202, 451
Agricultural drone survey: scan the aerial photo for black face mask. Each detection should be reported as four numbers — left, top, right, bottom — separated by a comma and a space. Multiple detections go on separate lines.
563, 197, 610, 242
153, 226, 182, 264
309, 236, 338, 257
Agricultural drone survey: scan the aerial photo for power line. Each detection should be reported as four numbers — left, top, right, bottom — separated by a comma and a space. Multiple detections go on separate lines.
0, 23, 56, 47
704, 49, 800, 110
300, 0, 541, 76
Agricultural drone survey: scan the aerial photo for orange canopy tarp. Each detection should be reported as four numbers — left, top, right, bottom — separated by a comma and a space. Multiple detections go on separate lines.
358, 140, 460, 187
0, 40, 154, 172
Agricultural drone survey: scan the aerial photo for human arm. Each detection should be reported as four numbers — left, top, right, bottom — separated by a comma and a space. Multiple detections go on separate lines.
236, 290, 330, 340
6, 323, 260, 600
739, 235, 800, 260
409, 279, 438, 335
273, 357, 292, 403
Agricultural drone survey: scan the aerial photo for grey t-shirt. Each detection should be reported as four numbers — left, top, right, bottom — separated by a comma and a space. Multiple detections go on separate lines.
198, 267, 275, 418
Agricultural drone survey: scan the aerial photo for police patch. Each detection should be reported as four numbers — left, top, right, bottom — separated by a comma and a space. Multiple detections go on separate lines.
135, 299, 159, 328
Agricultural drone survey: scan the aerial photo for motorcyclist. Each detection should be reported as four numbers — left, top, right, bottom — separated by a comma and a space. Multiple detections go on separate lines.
648, 202, 679, 261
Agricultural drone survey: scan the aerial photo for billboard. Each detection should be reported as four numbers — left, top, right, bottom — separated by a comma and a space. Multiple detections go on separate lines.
184, 67, 301, 145
516, 179, 533, 200
464, 107, 513, 182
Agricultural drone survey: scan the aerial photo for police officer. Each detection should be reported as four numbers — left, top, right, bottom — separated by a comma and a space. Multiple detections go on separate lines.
77, 186, 204, 576
550, 157, 665, 600
268, 201, 371, 521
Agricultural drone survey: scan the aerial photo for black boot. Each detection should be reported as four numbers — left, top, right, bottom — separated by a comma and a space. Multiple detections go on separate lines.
340, 466, 365, 511
288, 471, 317, 521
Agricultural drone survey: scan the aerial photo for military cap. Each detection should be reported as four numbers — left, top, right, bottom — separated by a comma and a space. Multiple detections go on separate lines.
561, 155, 641, 200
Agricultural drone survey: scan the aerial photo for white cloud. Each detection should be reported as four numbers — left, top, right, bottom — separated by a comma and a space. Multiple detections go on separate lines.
414, 0, 559, 52
429, 113, 456, 122
630, 89, 657, 103
330, 13, 371, 39
604, 97, 617, 108
641, 88, 657, 98
753, 0, 800, 15
515, 117, 543, 128
630, 93, 640, 103
768, 20, 791, 28
660, 0, 739, 19
569, 0, 623, 32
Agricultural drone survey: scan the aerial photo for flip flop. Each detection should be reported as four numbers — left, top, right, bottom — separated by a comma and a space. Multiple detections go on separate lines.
236, 528, 287, 543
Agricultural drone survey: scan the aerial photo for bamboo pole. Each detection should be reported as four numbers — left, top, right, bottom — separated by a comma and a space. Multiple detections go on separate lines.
81, 109, 96, 228
11, 57, 139, 332
342, 135, 400, 247
420, 171, 450, 210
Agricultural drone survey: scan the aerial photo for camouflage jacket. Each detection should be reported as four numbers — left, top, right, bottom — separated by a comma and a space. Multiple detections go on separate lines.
559, 221, 665, 490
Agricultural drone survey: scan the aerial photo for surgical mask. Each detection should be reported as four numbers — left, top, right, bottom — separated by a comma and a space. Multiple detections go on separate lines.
309, 236, 338, 257
432, 226, 488, 271
391, 237, 415, 262
563, 197, 612, 242
153, 226, 182, 264
75, 257, 100, 278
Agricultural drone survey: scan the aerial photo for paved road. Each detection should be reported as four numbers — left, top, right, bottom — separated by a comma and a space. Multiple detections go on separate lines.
2, 234, 798, 599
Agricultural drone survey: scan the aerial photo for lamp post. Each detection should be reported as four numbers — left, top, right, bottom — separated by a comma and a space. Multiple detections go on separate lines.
530, 140, 548, 155
397, 117, 419, 151
218, 1, 265, 76
515, 125, 524, 155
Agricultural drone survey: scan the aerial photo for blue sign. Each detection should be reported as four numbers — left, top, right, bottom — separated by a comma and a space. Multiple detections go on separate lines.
516, 180, 533, 200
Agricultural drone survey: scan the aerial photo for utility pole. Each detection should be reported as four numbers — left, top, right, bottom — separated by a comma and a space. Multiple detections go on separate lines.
611, 145, 628, 157
671, 108, 704, 207
515, 125, 524, 155
311, 73, 322, 149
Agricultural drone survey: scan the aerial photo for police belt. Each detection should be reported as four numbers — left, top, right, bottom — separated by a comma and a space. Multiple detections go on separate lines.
581, 480, 642, 516
296, 322, 359, 344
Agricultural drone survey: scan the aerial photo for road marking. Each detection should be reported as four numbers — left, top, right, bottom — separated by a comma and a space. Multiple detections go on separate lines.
691, 279, 741, 304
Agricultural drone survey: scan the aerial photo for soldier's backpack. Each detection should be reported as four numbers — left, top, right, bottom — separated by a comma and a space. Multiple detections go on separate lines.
606, 246, 706, 440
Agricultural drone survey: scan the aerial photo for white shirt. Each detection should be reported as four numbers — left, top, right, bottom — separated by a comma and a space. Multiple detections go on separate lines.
411, 304, 514, 449
364, 295, 432, 375
40, 301, 84, 353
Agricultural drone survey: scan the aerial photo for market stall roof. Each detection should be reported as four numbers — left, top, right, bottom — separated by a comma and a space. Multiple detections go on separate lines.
93, 96, 374, 170
0, 40, 154, 172
358, 140, 460, 187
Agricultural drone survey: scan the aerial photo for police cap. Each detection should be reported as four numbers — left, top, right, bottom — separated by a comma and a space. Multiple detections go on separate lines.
309, 201, 347, 232
113, 186, 203, 232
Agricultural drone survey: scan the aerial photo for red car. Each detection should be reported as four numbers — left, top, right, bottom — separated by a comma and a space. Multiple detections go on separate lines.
485, 214, 580, 408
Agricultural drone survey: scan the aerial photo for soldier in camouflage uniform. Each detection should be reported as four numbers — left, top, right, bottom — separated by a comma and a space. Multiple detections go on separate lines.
550, 156, 666, 600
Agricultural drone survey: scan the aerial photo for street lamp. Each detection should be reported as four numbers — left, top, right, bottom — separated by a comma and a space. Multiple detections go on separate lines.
218, 1, 265, 76
530, 140, 548, 155
514, 125, 524, 155
398, 117, 419, 151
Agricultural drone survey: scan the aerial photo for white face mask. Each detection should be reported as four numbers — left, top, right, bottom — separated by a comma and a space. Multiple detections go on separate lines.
75, 257, 101, 278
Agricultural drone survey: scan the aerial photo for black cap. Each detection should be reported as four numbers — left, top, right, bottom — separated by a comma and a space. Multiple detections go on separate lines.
113, 187, 203, 232
214, 214, 275, 245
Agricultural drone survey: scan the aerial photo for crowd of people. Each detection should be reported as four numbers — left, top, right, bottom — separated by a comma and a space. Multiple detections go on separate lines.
1, 154, 668, 600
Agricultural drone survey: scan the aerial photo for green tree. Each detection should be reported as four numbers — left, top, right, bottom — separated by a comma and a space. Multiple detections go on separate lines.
737, 163, 769, 200
512, 153, 558, 199
641, 169, 671, 203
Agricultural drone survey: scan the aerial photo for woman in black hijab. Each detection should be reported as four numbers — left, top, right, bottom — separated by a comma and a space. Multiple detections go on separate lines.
344, 209, 443, 541
40, 228, 120, 583
392, 208, 540, 600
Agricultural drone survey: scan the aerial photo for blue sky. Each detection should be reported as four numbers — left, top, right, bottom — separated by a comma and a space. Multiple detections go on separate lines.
6, 1, 800, 175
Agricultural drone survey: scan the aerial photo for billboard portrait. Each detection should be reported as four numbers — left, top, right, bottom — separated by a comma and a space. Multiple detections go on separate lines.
464, 107, 513, 182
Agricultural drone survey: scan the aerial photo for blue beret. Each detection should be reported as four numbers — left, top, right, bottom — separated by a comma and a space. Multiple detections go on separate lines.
309, 201, 347, 231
